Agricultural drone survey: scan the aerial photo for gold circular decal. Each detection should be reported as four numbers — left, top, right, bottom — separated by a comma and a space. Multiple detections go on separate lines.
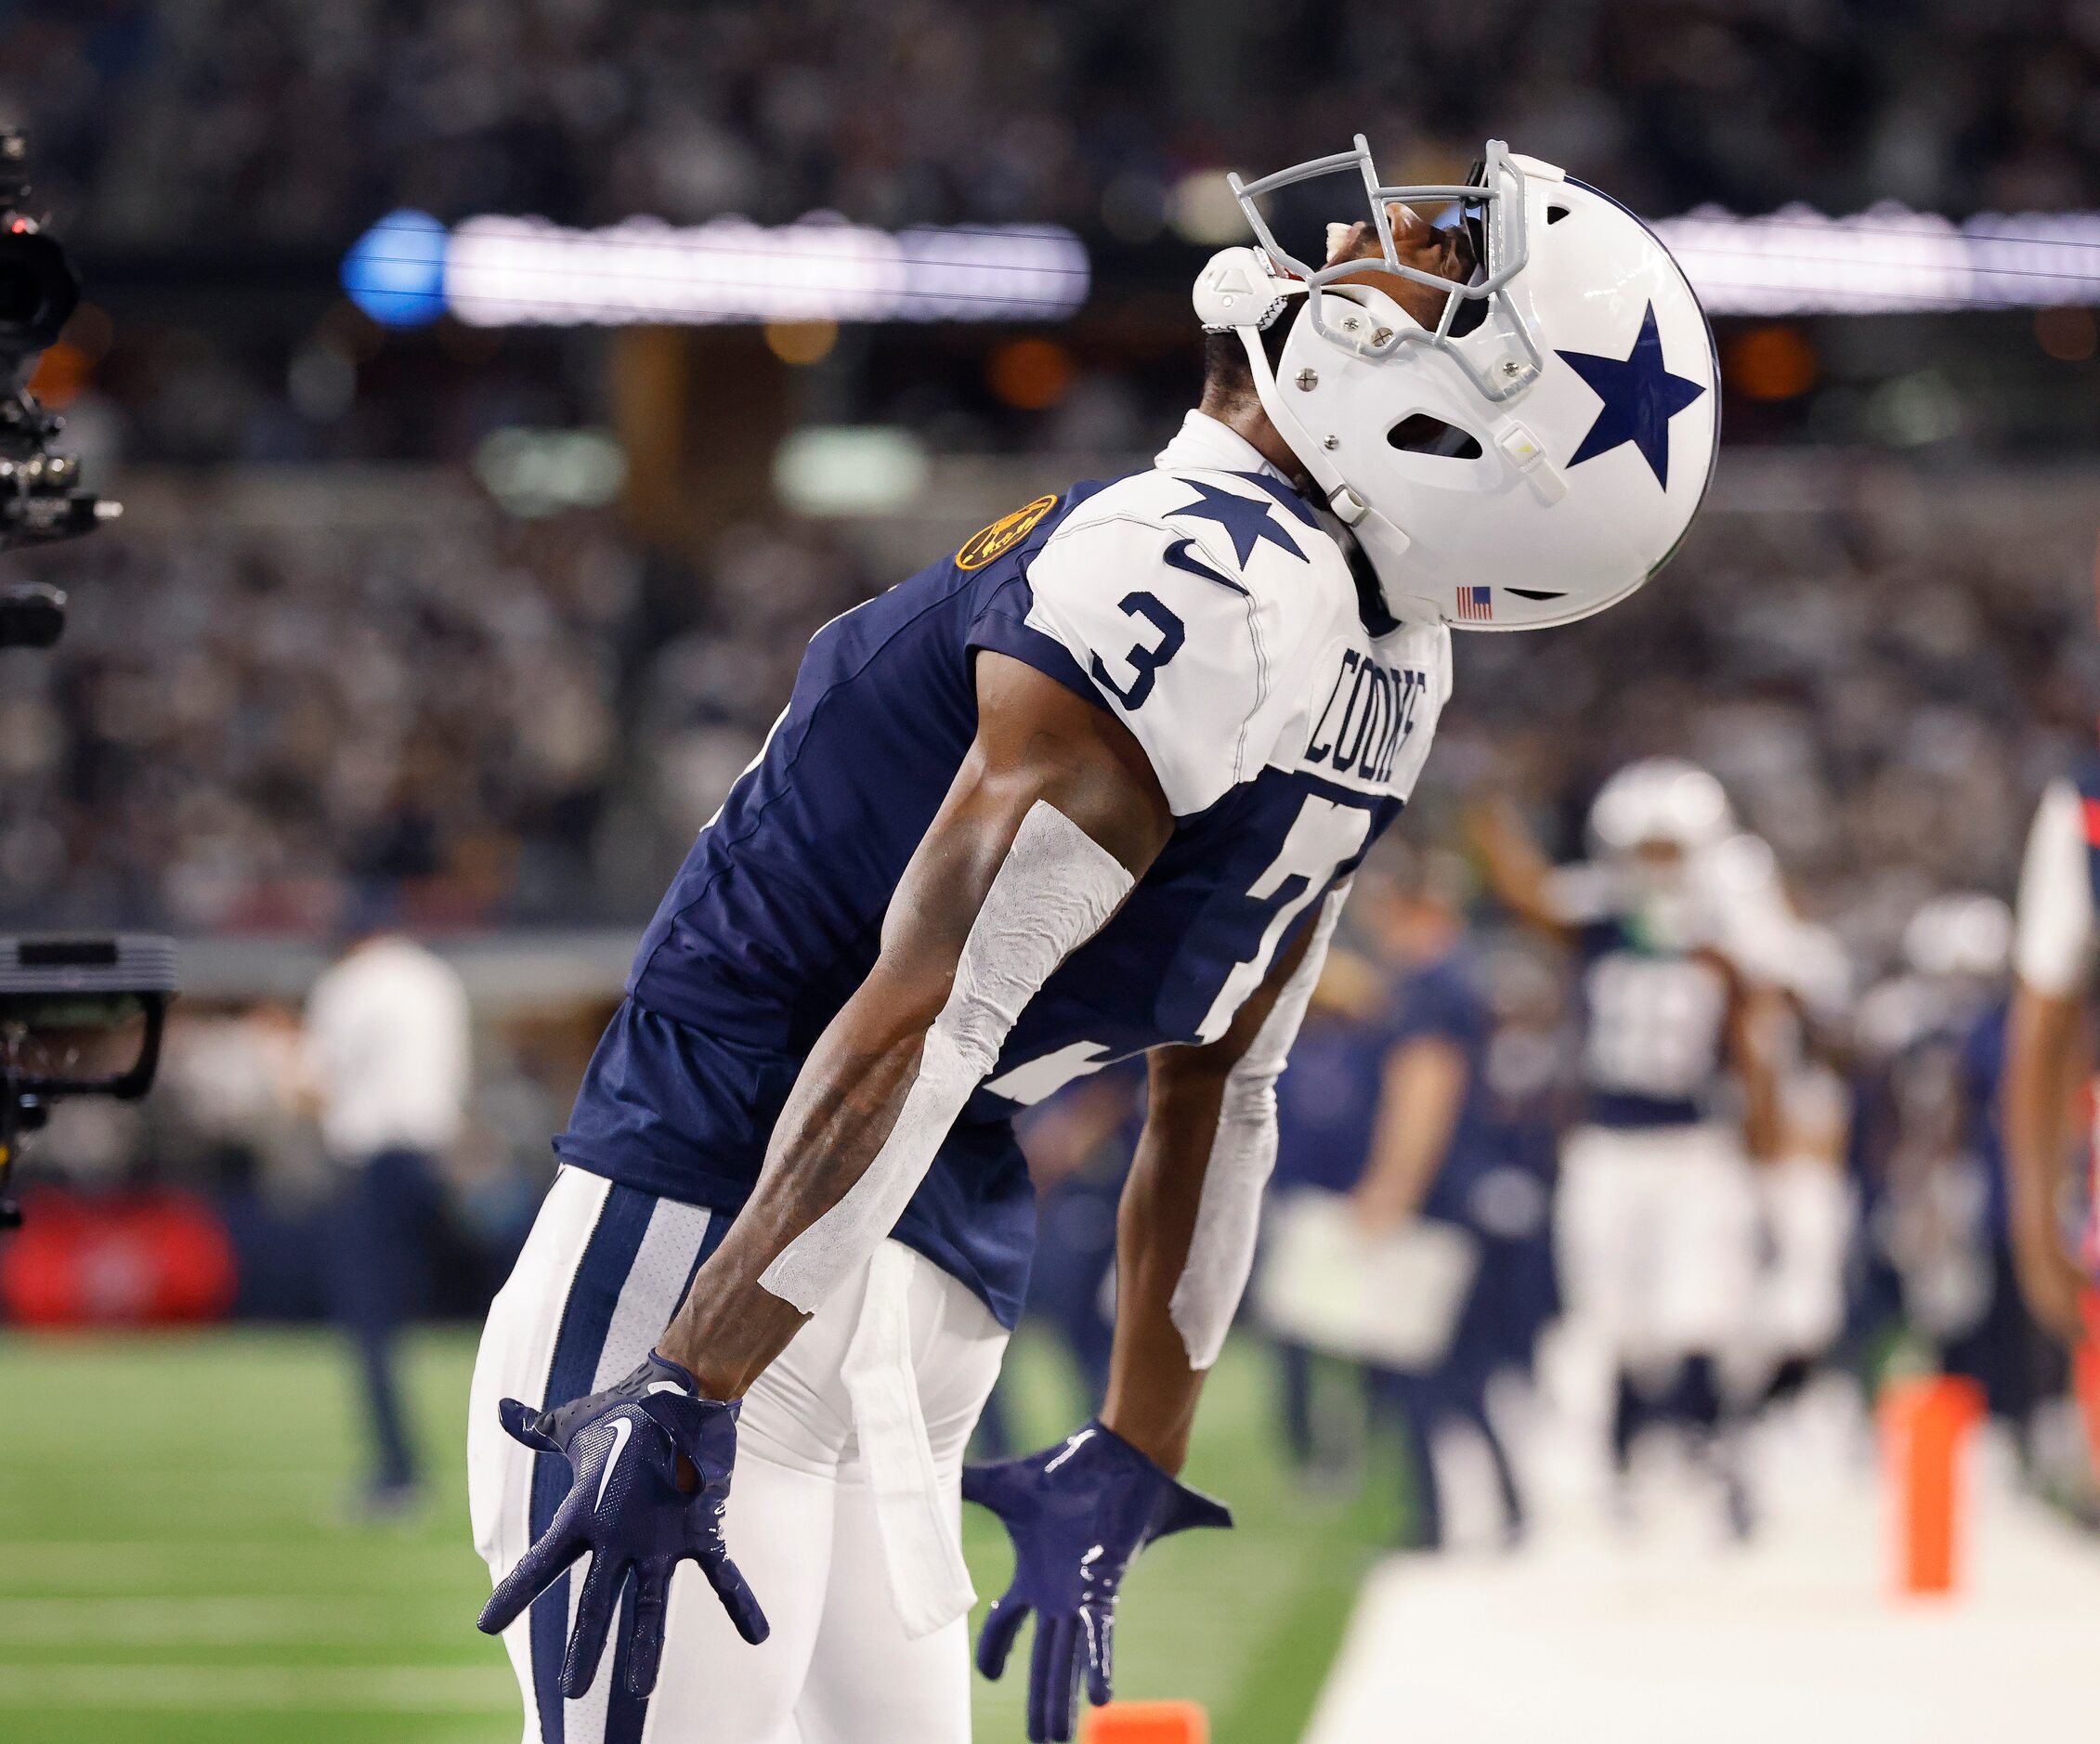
955, 495, 1059, 571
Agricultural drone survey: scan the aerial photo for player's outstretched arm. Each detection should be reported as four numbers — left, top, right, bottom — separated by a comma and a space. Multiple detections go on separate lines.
662, 649, 1172, 1397
2003, 778, 2098, 1341
1464, 795, 1574, 941
1723, 967, 1785, 1164
478, 653, 1170, 1692
1350, 1031, 1470, 1233
1102, 917, 1325, 1467
962, 904, 1335, 1741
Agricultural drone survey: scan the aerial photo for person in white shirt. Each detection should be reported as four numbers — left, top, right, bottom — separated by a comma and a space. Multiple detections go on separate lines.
2002, 775, 2098, 1343
306, 916, 472, 1511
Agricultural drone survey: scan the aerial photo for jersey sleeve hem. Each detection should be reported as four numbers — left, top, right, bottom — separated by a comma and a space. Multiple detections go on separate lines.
965, 608, 1117, 719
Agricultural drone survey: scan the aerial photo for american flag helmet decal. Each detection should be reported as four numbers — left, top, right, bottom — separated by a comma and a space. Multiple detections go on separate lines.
1454, 585, 1493, 622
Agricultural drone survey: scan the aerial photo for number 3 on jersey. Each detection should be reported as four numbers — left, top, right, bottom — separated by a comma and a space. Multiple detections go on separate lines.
1089, 591, 1185, 709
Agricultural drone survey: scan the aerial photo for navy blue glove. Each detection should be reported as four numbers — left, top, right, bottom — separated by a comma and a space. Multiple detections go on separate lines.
476, 1350, 768, 1698
963, 1420, 1231, 1742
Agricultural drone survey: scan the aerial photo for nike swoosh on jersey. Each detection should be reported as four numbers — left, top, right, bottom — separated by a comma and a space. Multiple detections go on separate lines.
594, 1416, 633, 1512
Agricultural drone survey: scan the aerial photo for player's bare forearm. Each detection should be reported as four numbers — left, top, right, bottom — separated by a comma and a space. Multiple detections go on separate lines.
1099, 1052, 1226, 1474
1101, 923, 1316, 1472
1728, 977, 1785, 1163
1464, 795, 1570, 941
1352, 1037, 1467, 1229
659, 653, 1171, 1400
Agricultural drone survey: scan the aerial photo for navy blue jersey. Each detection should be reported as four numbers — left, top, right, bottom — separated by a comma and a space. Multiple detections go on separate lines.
558, 414, 1453, 1324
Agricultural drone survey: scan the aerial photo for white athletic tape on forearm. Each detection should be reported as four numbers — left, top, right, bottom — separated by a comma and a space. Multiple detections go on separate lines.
1169, 881, 1349, 1371
761, 800, 1135, 1312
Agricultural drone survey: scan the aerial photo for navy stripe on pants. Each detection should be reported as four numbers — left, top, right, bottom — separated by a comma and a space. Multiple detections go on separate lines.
524, 1183, 728, 1744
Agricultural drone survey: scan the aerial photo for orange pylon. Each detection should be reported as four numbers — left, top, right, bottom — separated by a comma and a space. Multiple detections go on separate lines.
2073, 1288, 2100, 1479
1083, 1700, 1210, 1744
1880, 1373, 1986, 1596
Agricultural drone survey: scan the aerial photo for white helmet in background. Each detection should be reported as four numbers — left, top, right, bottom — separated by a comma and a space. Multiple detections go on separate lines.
1903, 893, 2014, 982
1192, 137, 1718, 631
1586, 758, 1733, 859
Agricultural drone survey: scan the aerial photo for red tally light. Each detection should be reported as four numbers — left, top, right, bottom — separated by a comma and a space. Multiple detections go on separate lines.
7, 219, 26, 233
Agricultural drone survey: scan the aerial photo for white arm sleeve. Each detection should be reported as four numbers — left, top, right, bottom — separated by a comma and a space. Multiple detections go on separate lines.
760, 800, 1135, 1313
2013, 778, 2094, 996
1021, 517, 1271, 817
1167, 880, 1348, 1371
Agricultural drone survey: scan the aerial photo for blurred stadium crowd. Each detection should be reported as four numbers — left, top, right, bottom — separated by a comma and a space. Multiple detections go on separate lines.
22, 0, 2100, 252
4, 458, 2092, 970
4, 0, 2099, 1559
9, 0, 2100, 469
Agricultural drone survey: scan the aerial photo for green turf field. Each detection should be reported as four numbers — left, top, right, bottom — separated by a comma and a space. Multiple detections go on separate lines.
0, 1326, 1389, 1742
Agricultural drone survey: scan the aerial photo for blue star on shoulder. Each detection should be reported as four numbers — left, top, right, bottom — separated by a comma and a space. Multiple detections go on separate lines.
1556, 301, 1705, 488
1167, 478, 1306, 566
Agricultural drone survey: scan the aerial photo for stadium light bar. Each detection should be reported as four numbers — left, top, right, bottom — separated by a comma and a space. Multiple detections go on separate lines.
1654, 202, 2100, 314
344, 212, 1089, 328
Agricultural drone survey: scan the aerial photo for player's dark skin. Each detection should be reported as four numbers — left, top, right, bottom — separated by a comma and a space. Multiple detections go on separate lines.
659, 653, 1310, 1472
2002, 978, 2091, 1341
658, 205, 1472, 1475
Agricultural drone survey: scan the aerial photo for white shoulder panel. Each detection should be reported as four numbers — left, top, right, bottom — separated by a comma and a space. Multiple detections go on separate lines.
2014, 778, 2094, 996
1023, 471, 1350, 816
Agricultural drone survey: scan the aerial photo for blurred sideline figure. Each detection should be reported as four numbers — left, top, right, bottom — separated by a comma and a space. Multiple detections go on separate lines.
1471, 761, 1780, 1534
304, 905, 473, 1514
1262, 838, 1562, 1547
1857, 894, 2067, 1453
2002, 763, 2100, 1347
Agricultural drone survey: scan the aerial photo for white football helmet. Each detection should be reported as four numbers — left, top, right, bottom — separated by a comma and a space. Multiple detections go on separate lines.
1586, 758, 1733, 858
1192, 138, 1718, 631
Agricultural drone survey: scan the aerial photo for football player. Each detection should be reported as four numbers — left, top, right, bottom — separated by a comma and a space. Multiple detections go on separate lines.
2002, 769, 2099, 1343
1471, 760, 1780, 1532
469, 140, 1718, 1744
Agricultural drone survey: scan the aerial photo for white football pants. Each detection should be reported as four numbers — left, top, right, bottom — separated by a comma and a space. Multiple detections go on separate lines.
1556, 1122, 1760, 1373
1751, 1153, 1854, 1360
469, 1166, 1009, 1744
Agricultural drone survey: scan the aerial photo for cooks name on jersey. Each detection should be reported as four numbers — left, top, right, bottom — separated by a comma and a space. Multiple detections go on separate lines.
1298, 647, 1428, 787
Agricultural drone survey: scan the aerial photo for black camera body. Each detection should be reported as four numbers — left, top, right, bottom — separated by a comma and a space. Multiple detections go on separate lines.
0, 935, 178, 1228
0, 128, 120, 651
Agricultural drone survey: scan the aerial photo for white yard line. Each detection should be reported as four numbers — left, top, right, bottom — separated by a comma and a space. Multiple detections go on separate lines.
0, 1596, 453, 1645
0, 1663, 515, 1711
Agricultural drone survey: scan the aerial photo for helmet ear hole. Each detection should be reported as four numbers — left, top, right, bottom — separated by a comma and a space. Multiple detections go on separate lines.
1546, 202, 1572, 226
1387, 414, 1482, 460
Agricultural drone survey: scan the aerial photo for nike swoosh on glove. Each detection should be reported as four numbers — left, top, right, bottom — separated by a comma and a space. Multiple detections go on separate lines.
963, 1419, 1231, 1742
476, 1350, 768, 1698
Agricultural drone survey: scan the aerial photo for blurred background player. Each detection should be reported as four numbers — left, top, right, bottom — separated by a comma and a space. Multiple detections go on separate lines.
1471, 759, 1780, 1533
303, 904, 473, 1515
1855, 893, 2071, 1468
2003, 759, 2100, 1352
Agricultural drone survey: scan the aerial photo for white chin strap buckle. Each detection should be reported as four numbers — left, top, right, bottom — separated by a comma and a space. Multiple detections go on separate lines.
1327, 485, 1369, 526
1494, 421, 1569, 505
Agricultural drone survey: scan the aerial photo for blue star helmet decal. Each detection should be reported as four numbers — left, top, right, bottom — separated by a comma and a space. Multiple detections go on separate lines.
1167, 478, 1306, 566
1556, 301, 1706, 488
